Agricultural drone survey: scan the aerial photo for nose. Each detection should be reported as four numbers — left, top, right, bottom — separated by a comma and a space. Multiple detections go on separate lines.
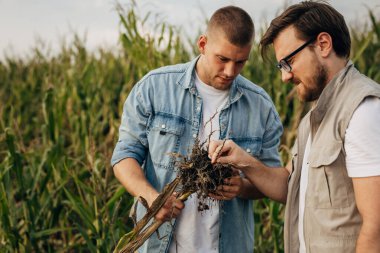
281, 69, 293, 83
223, 62, 235, 77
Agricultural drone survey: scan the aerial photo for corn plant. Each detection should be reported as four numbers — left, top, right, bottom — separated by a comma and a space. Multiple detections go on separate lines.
0, 1, 379, 252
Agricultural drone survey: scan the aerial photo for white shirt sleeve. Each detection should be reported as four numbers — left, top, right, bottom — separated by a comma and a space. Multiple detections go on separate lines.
345, 96, 380, 177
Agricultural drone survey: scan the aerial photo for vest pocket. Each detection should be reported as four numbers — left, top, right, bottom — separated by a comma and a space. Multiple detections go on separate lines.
289, 144, 298, 183
307, 141, 350, 208
147, 114, 185, 169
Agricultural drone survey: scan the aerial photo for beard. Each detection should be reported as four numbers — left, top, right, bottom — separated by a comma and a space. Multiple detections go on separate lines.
302, 64, 328, 102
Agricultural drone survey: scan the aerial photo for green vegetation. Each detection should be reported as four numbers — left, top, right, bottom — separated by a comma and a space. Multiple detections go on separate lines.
1, 2, 379, 252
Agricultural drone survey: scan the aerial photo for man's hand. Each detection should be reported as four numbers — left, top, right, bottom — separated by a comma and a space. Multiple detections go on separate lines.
154, 193, 185, 222
208, 139, 289, 203
209, 170, 243, 200
114, 158, 185, 222
208, 140, 252, 169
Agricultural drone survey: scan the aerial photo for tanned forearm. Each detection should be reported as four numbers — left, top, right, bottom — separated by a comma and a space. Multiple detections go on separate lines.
356, 222, 380, 252
209, 140, 289, 203
353, 176, 380, 253
238, 178, 265, 199
113, 158, 159, 206
239, 159, 289, 203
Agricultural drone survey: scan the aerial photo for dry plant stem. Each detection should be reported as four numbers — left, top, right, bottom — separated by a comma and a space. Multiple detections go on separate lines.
204, 110, 219, 146
119, 191, 193, 253
134, 178, 180, 234
120, 221, 163, 253
116, 126, 232, 253
215, 139, 227, 160
113, 178, 180, 253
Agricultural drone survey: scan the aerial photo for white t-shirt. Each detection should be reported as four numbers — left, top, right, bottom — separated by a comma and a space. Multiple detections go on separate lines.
345, 97, 380, 177
298, 97, 380, 253
298, 134, 311, 253
168, 73, 229, 253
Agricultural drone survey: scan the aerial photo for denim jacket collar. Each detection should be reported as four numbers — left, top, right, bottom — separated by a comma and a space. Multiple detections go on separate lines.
177, 55, 243, 106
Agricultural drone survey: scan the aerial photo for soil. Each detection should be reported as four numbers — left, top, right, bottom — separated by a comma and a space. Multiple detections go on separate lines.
173, 138, 233, 211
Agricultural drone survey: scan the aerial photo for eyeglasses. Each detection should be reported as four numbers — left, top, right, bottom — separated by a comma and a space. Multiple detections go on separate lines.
276, 37, 315, 72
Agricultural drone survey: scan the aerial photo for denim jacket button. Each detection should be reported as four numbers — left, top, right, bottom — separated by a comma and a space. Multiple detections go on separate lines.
161, 124, 166, 129
193, 134, 197, 138
246, 148, 251, 153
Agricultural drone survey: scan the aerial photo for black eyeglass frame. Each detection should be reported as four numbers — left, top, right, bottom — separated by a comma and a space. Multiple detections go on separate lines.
276, 37, 316, 72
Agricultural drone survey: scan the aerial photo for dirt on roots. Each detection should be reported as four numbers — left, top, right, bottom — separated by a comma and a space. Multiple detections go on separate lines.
173, 138, 233, 211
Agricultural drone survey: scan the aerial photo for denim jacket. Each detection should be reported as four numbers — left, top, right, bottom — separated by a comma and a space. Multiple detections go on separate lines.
111, 56, 283, 253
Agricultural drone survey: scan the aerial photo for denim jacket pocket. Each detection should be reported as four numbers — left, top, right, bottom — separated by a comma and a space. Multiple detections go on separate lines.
231, 137, 262, 157
307, 141, 350, 208
147, 114, 185, 169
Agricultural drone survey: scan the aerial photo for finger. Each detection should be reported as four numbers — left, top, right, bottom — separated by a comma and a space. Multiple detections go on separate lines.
158, 205, 182, 221
170, 207, 181, 218
155, 210, 168, 221
225, 176, 242, 185
211, 144, 232, 164
172, 200, 185, 210
208, 140, 223, 158
210, 145, 223, 164
216, 193, 233, 200
209, 140, 234, 163
216, 190, 236, 200
217, 185, 238, 194
209, 193, 228, 200
231, 169, 241, 176
224, 177, 232, 185
163, 199, 174, 209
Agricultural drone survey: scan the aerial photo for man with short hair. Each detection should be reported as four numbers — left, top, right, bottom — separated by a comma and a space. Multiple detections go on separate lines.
111, 6, 283, 253
209, 1, 380, 253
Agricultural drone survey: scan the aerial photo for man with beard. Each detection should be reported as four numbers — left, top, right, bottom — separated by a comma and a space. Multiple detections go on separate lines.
208, 1, 380, 253
111, 5, 283, 253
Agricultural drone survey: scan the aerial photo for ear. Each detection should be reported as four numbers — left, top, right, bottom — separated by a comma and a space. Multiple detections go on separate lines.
315, 32, 333, 58
197, 35, 207, 54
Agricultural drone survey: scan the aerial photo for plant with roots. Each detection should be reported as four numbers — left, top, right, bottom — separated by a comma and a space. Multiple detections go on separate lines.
114, 116, 233, 253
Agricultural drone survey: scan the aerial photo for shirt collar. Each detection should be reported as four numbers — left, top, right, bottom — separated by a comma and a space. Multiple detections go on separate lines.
311, 60, 354, 124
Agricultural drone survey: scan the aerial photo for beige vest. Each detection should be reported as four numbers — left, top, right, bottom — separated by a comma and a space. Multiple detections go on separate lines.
284, 62, 380, 253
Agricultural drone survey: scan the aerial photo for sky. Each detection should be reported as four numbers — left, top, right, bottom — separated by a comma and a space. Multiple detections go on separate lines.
0, 0, 379, 60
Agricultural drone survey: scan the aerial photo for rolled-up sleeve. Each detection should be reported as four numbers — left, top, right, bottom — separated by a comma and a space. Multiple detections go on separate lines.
111, 81, 151, 167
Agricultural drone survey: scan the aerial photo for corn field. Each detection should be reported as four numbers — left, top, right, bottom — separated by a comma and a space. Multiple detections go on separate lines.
1, 2, 379, 252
